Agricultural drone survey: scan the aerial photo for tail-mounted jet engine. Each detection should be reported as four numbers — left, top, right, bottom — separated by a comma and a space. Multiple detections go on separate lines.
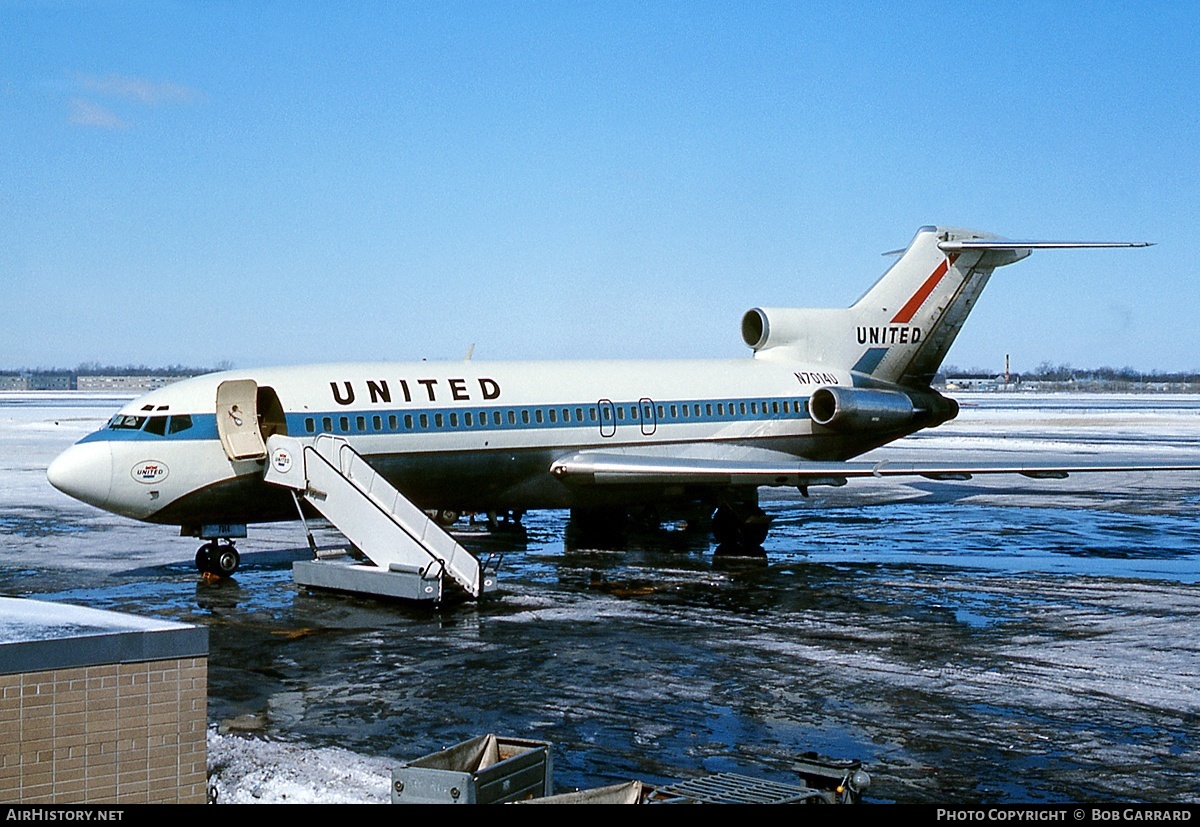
809, 386, 958, 432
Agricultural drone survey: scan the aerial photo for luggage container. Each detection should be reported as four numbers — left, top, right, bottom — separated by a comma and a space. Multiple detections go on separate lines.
392, 734, 552, 804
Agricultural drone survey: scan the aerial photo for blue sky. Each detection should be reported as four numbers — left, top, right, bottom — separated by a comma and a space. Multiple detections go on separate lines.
2, 2, 1197, 373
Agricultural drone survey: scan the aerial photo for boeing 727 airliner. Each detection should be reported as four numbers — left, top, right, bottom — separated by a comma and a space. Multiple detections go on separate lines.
47, 226, 1185, 594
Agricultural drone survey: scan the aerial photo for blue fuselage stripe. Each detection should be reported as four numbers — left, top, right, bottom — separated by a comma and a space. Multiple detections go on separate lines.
79, 395, 813, 443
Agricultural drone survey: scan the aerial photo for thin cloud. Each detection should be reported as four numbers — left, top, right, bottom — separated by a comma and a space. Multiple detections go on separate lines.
76, 73, 202, 105
68, 97, 128, 129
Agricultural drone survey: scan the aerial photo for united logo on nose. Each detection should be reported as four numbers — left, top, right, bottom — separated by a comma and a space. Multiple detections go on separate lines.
131, 461, 169, 484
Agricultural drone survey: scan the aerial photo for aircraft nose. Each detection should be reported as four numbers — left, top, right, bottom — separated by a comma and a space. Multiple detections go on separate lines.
47, 441, 114, 509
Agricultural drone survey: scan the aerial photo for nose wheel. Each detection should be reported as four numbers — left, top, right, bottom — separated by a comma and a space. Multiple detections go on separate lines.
195, 540, 241, 577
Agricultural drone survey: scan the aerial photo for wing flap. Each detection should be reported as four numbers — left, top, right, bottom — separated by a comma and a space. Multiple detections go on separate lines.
550, 451, 1200, 487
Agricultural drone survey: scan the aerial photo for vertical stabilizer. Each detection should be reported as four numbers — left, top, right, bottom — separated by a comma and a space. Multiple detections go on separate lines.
742, 227, 1148, 387
847, 226, 1016, 386
743, 226, 1027, 387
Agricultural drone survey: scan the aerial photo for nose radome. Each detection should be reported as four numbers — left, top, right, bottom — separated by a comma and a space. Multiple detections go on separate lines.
47, 441, 113, 509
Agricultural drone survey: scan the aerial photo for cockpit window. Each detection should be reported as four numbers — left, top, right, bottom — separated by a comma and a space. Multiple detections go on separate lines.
143, 416, 168, 436
109, 415, 146, 430
168, 415, 193, 434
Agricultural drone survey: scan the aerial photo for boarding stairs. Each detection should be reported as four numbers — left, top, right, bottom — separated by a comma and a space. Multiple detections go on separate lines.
263, 433, 491, 601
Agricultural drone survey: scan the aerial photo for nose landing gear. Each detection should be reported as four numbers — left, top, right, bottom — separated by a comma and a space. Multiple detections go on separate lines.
195, 540, 241, 577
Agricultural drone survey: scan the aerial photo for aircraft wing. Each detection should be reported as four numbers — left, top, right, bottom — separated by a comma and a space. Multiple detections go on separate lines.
550, 449, 1200, 488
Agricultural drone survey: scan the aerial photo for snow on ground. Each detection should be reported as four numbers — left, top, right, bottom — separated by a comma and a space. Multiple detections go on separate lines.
4, 392, 1200, 803
206, 731, 393, 804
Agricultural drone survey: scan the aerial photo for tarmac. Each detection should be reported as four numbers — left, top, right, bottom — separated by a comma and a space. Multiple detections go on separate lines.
2, 392, 1199, 803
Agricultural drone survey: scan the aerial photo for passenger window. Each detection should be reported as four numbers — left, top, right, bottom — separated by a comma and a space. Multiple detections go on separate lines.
496, 411, 504, 426
739, 403, 747, 415
322, 417, 333, 433
305, 418, 315, 434
630, 407, 638, 420
465, 412, 473, 426
617, 407, 624, 421
562, 408, 569, 422
339, 416, 350, 432
508, 411, 516, 425
772, 402, 780, 414
144, 416, 167, 436
782, 401, 789, 414
590, 408, 597, 421
419, 414, 428, 428
717, 403, 724, 416
356, 416, 366, 431
373, 415, 382, 430
535, 409, 544, 424
521, 410, 530, 424
705, 404, 712, 416
681, 406, 688, 418
750, 403, 757, 414
548, 409, 556, 423
450, 412, 458, 427
576, 407, 584, 421
389, 415, 398, 430
404, 414, 413, 429
169, 414, 194, 434
657, 405, 664, 418
435, 413, 444, 428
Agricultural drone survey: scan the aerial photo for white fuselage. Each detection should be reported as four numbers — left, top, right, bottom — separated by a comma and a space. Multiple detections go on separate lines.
47, 356, 890, 529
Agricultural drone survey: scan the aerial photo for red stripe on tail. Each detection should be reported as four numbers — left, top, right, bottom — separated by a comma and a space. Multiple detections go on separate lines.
891, 254, 958, 324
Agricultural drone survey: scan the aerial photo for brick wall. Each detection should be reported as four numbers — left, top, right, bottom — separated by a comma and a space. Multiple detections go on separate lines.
0, 657, 207, 804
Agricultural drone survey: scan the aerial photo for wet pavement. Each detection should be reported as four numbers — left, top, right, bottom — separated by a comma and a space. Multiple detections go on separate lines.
2, 393, 1199, 803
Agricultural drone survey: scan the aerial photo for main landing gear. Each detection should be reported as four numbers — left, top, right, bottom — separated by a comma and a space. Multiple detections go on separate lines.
195, 539, 241, 577
712, 494, 772, 559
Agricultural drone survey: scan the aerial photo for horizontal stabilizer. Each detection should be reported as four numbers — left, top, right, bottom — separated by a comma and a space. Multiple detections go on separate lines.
938, 240, 1153, 251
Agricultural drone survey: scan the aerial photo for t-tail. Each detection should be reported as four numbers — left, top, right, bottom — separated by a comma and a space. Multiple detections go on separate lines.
742, 225, 1151, 390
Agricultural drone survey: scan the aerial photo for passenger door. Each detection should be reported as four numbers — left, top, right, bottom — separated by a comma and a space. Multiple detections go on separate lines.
216, 379, 267, 460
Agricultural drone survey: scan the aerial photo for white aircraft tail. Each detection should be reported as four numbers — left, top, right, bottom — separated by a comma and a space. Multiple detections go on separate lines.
742, 226, 1150, 388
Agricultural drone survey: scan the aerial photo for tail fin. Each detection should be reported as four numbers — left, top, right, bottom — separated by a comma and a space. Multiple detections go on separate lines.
742, 226, 1150, 388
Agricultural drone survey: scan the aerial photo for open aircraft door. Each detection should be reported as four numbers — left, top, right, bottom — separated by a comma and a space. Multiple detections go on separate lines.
216, 379, 268, 461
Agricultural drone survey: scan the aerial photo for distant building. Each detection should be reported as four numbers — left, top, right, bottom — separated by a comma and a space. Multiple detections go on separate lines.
28, 372, 75, 391
941, 373, 1022, 392
76, 375, 195, 392
943, 374, 998, 391
0, 373, 28, 391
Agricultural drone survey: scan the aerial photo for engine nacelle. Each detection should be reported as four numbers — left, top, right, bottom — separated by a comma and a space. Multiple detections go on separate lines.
809, 386, 915, 431
741, 306, 848, 354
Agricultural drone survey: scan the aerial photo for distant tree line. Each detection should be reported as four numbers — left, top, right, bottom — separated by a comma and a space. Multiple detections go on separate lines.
72, 361, 234, 376
939, 362, 1200, 383
1, 361, 233, 376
